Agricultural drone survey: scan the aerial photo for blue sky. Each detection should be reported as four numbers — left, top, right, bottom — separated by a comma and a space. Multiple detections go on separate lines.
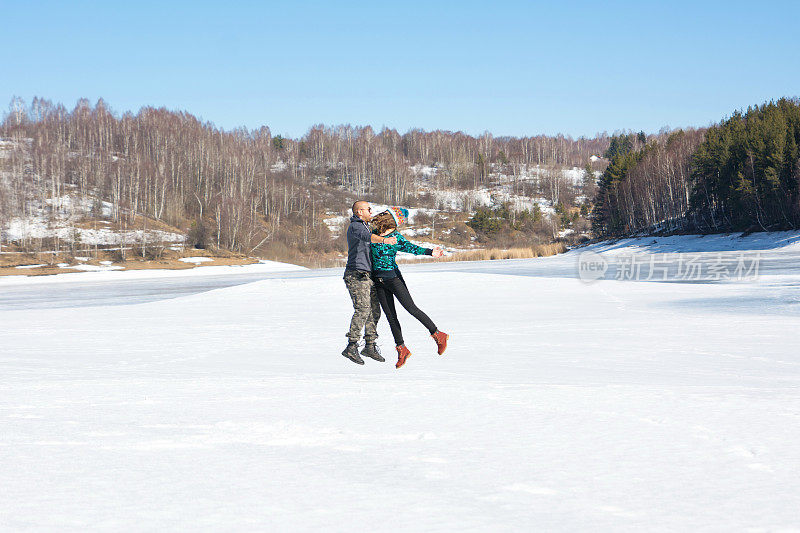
2, 0, 798, 138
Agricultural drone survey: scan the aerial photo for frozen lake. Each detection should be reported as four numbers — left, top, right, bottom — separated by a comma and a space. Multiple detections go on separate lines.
1, 233, 799, 530
3, 233, 800, 312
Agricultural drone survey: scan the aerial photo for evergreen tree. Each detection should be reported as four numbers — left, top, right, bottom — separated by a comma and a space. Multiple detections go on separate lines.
690, 98, 800, 231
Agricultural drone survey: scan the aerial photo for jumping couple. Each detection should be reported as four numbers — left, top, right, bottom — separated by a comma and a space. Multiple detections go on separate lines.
342, 200, 449, 368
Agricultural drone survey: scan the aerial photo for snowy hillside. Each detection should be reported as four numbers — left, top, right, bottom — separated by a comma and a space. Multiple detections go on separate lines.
1, 233, 799, 529
4, 131, 594, 264
319, 163, 595, 246
1, 193, 185, 248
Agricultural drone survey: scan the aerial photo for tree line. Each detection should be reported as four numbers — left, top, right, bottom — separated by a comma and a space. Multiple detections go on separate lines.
0, 97, 609, 258
691, 99, 800, 232
592, 98, 800, 236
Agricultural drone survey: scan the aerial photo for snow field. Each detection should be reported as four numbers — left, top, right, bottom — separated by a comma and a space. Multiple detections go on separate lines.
587, 230, 800, 254
0, 259, 306, 286
1, 267, 799, 530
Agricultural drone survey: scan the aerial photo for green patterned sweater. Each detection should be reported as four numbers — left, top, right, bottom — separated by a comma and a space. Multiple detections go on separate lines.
371, 231, 432, 278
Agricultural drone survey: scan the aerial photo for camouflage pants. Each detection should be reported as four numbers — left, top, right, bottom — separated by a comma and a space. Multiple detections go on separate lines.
344, 270, 380, 343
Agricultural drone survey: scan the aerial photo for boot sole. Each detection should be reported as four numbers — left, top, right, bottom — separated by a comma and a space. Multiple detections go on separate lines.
342, 351, 365, 365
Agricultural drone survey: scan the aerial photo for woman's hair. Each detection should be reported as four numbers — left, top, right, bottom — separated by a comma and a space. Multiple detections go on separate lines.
371, 211, 397, 235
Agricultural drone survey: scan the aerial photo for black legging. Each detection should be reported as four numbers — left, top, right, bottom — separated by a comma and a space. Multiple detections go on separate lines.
374, 274, 437, 346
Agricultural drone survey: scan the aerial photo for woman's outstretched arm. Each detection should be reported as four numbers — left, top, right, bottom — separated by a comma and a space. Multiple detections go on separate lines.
397, 234, 432, 255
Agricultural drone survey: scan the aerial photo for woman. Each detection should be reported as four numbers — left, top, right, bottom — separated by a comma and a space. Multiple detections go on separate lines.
370, 207, 449, 369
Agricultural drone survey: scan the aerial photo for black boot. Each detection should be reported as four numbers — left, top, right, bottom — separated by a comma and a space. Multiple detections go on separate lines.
342, 342, 364, 365
361, 342, 385, 362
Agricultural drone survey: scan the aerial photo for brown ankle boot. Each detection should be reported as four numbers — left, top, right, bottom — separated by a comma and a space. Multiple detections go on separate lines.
431, 330, 449, 355
395, 344, 411, 368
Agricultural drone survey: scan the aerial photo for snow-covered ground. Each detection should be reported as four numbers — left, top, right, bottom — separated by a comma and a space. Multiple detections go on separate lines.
322, 214, 349, 237
178, 256, 214, 264
1, 234, 799, 530
426, 188, 556, 215
586, 231, 800, 254
0, 259, 306, 288
3, 194, 185, 245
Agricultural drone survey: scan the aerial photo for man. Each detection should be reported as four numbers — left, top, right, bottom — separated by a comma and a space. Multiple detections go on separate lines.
342, 201, 397, 365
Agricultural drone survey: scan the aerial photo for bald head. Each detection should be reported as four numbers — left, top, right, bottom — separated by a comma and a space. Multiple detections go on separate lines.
352, 201, 373, 222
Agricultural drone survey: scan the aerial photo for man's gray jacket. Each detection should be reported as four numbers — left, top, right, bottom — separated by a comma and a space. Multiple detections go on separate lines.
345, 215, 372, 272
